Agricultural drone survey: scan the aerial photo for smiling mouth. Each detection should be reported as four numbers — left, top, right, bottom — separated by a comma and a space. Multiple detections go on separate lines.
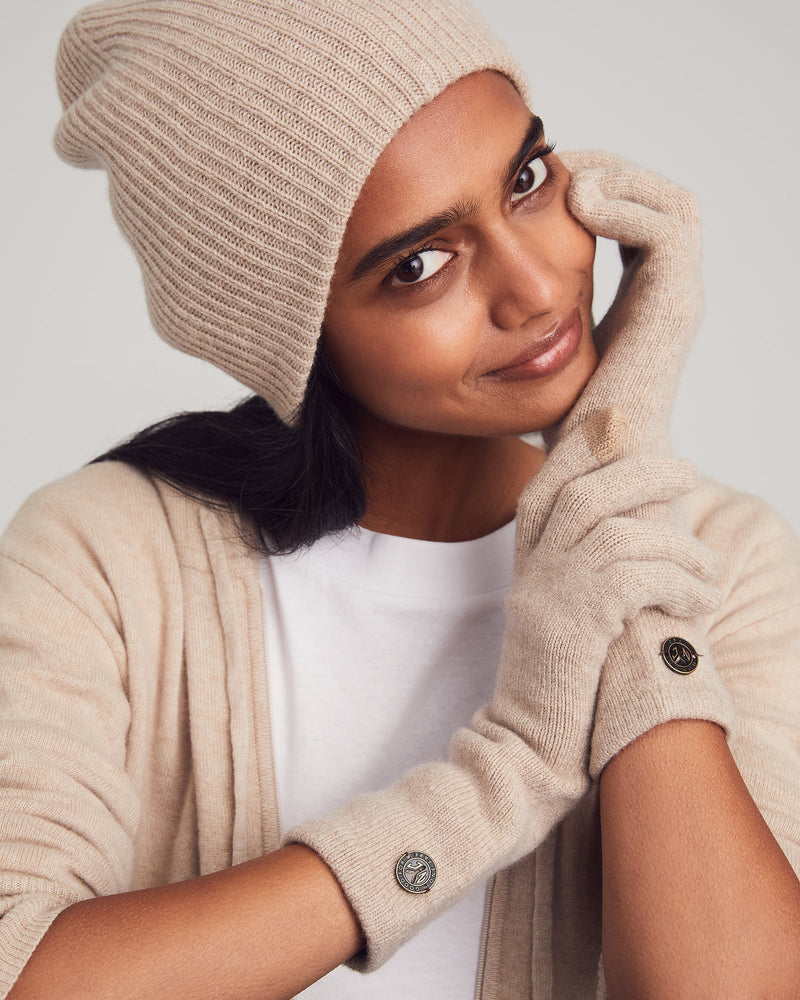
486, 307, 583, 381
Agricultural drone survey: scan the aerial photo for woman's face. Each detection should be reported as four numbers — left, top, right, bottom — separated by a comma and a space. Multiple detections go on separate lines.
323, 70, 598, 439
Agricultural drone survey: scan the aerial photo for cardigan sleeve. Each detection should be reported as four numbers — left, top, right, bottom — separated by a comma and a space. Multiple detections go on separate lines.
589, 485, 800, 1000
0, 470, 147, 997
702, 487, 800, 873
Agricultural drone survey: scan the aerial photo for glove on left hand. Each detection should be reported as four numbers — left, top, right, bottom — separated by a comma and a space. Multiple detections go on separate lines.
557, 150, 703, 454
553, 152, 734, 774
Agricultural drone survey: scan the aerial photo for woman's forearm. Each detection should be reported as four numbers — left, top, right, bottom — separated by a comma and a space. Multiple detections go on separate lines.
600, 719, 800, 1000
7, 844, 363, 1000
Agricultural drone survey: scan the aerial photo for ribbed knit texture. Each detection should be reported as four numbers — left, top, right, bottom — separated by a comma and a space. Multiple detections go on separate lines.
53, 0, 528, 423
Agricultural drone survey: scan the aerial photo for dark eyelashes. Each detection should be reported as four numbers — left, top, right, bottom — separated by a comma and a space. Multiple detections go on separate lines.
530, 141, 557, 162
384, 142, 558, 287
385, 243, 451, 292
385, 243, 441, 284
509, 142, 557, 202
517, 142, 557, 179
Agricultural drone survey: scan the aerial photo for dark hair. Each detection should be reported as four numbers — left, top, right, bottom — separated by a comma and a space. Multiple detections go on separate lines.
92, 347, 366, 554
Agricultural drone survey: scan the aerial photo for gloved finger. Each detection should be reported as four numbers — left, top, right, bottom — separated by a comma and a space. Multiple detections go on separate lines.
559, 293, 699, 451
597, 560, 722, 621
516, 406, 627, 547
551, 154, 704, 454
560, 150, 701, 242
558, 149, 622, 173
576, 518, 718, 581
539, 455, 699, 551
569, 178, 698, 263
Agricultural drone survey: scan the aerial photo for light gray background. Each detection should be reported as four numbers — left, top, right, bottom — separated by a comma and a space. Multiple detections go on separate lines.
2, 0, 798, 535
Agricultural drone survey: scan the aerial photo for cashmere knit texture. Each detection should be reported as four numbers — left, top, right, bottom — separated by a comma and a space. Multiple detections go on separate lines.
0, 462, 799, 997
53, 0, 528, 423
557, 151, 704, 454
550, 153, 736, 774
289, 415, 731, 969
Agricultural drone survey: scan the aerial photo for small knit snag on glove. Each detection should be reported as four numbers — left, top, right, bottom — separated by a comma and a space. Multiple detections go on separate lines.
557, 152, 735, 774
286, 408, 719, 971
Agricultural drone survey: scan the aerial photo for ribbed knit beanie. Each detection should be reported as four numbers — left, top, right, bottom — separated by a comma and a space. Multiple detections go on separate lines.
54, 0, 528, 424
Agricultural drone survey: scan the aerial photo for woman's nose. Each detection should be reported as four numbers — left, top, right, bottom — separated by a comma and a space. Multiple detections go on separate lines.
485, 233, 562, 331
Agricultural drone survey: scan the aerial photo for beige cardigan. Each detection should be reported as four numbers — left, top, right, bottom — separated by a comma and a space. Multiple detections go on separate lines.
1, 462, 799, 998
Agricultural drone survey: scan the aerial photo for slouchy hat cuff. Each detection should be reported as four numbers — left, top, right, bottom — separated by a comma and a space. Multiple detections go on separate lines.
55, 0, 528, 423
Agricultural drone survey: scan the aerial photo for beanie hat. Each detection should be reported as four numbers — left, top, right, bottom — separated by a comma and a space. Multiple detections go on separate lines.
55, 0, 528, 424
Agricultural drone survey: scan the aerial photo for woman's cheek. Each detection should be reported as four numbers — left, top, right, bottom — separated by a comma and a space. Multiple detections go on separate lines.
547, 158, 597, 268
549, 198, 596, 270
565, 207, 597, 270
574, 223, 597, 273
377, 319, 471, 395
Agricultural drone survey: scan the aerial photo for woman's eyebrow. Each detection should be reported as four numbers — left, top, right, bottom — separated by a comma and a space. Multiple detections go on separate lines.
348, 114, 546, 285
348, 199, 478, 284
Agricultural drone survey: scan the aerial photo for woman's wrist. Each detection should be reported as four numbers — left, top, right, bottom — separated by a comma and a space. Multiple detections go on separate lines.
8, 845, 364, 1000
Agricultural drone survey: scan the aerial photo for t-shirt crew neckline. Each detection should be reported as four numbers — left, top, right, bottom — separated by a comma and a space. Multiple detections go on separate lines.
276, 518, 517, 599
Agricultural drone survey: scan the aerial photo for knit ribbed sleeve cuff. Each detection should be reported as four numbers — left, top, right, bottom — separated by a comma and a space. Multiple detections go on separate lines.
589, 607, 736, 779
0, 897, 72, 997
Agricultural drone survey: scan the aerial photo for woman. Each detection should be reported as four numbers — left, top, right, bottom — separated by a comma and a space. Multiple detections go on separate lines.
1, 1, 799, 998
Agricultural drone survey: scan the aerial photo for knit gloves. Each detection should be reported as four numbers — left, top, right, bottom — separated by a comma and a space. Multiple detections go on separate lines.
558, 150, 703, 453
287, 154, 735, 969
557, 151, 735, 775
286, 408, 717, 970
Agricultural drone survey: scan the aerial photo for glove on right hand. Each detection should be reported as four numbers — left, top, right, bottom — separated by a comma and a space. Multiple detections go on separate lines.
286, 408, 718, 972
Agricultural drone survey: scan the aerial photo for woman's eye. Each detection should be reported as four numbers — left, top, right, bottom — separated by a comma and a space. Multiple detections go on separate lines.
391, 248, 453, 286
511, 157, 548, 203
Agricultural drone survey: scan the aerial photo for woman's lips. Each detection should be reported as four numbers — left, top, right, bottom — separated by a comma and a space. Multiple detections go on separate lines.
486, 308, 583, 381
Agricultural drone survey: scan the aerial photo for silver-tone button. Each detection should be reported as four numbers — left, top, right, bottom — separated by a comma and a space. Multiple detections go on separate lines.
661, 637, 699, 675
395, 851, 437, 893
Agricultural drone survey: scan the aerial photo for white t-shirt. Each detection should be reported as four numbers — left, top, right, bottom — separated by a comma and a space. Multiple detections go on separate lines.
259, 519, 516, 998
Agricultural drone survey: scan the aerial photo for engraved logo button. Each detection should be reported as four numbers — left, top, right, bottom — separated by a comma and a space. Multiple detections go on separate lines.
660, 637, 699, 675
395, 852, 437, 893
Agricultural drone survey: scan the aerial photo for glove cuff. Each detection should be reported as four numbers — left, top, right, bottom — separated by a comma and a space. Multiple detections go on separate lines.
589, 607, 735, 779
284, 733, 586, 971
